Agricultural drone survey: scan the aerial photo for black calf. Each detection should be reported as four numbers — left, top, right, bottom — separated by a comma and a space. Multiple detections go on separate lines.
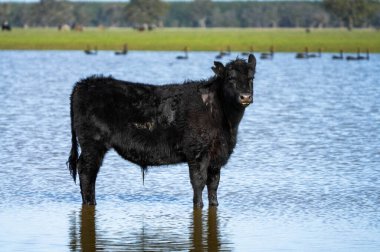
68, 54, 256, 207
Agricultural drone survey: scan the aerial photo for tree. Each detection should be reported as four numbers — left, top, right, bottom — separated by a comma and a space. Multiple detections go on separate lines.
30, 0, 73, 27
0, 3, 11, 22
190, 0, 214, 27
371, 3, 380, 28
124, 0, 168, 27
323, 0, 374, 30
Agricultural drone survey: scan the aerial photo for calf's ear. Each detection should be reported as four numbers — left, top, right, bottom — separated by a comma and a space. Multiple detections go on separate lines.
248, 54, 256, 70
212, 61, 225, 76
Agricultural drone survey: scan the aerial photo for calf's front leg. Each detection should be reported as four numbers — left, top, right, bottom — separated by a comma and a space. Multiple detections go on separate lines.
188, 159, 208, 208
207, 168, 221, 206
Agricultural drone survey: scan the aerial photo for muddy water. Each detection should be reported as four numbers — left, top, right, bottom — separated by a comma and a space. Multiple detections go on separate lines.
0, 51, 379, 251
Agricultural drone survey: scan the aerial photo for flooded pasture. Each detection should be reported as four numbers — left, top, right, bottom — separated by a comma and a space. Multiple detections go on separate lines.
0, 50, 379, 251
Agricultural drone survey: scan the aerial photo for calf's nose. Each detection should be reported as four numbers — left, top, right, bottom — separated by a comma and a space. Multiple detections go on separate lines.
239, 93, 253, 105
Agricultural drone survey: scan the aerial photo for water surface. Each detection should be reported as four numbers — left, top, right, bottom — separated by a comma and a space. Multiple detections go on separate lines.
0, 51, 379, 251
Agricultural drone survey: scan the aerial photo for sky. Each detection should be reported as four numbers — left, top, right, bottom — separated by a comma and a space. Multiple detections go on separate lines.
0, 0, 322, 3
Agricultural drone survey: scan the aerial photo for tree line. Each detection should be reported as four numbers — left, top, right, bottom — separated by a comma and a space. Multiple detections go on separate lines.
1, 0, 380, 30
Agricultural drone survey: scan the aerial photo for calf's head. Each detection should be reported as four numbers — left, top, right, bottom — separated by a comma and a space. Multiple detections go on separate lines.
212, 54, 256, 108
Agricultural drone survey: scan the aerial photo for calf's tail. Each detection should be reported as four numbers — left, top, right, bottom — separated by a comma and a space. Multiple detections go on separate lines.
67, 93, 78, 183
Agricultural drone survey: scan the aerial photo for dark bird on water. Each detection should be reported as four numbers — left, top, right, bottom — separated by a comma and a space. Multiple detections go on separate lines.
332, 50, 344, 60
115, 44, 128, 55
176, 46, 189, 60
296, 47, 321, 59
241, 46, 254, 56
260, 46, 274, 59
346, 48, 369, 61
307, 48, 322, 58
84, 45, 97, 55
216, 46, 231, 59
295, 47, 309, 59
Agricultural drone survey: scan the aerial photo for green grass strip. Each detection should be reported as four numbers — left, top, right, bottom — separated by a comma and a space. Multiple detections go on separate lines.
1, 28, 379, 52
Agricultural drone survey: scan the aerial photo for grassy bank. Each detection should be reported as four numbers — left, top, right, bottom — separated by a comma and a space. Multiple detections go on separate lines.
1, 28, 379, 52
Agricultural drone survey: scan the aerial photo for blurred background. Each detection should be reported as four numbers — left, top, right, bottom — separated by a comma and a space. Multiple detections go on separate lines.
1, 0, 380, 30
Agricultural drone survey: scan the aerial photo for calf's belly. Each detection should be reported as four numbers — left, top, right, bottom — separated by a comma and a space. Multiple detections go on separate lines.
111, 133, 185, 166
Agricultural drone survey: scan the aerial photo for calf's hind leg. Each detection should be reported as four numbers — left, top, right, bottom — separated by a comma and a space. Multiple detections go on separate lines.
77, 145, 107, 205
207, 167, 221, 206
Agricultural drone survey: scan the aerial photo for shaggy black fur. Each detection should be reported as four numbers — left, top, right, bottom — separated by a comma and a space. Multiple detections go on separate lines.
68, 54, 256, 207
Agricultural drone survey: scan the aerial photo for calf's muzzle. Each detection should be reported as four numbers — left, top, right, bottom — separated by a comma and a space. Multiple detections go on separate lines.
239, 93, 253, 107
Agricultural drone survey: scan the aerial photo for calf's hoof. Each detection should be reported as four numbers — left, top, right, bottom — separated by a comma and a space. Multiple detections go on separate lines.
209, 200, 219, 207
193, 201, 204, 208
82, 198, 96, 205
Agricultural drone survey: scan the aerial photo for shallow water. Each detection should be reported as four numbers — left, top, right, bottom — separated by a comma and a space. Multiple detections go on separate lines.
0, 50, 379, 251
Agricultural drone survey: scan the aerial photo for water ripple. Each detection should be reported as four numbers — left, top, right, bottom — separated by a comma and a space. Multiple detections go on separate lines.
0, 51, 379, 251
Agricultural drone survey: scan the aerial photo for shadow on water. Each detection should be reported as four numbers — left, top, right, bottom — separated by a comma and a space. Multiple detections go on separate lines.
69, 205, 230, 251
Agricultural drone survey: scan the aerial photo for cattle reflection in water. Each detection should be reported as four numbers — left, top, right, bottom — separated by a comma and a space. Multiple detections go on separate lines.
69, 206, 231, 251
190, 207, 224, 251
69, 206, 96, 252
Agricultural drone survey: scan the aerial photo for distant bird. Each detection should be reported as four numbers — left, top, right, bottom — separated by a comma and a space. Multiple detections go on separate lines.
358, 49, 369, 60
215, 52, 223, 59
84, 45, 97, 55
295, 47, 309, 59
260, 46, 274, 59
226, 45, 231, 56
346, 48, 370, 61
346, 51, 358, 61
176, 46, 189, 60
241, 46, 254, 56
308, 48, 322, 58
346, 48, 363, 60
115, 44, 128, 55
215, 46, 231, 59
332, 50, 344, 60
365, 49, 370, 60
